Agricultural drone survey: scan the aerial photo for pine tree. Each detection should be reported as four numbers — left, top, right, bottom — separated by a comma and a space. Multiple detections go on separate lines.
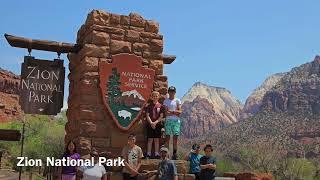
107, 68, 121, 104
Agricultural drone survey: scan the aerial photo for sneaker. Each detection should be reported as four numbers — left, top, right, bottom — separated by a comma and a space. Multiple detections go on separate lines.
143, 154, 151, 159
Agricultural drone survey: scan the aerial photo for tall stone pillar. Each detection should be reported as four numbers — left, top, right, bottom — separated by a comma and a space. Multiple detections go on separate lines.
65, 10, 172, 157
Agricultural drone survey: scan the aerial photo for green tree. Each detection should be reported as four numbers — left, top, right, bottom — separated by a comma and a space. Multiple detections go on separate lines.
107, 68, 121, 104
0, 113, 66, 171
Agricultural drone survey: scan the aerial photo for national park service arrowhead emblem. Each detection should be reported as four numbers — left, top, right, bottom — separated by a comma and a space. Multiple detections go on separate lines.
99, 54, 155, 131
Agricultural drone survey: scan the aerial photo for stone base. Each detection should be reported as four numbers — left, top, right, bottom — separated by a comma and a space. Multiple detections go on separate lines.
110, 159, 190, 179
110, 172, 195, 180
215, 178, 236, 180
111, 159, 189, 173
140, 159, 188, 174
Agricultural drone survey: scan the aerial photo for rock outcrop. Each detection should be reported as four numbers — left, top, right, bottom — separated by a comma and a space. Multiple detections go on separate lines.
241, 73, 286, 119
181, 82, 243, 138
261, 56, 320, 114
0, 68, 21, 122
181, 96, 228, 138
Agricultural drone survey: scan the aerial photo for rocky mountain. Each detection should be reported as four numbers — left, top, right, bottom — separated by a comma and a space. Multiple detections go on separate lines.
261, 56, 320, 114
186, 56, 320, 158
241, 73, 286, 119
0, 68, 21, 122
181, 82, 243, 138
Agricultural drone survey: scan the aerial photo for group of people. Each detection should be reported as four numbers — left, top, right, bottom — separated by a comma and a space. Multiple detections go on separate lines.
120, 133, 216, 180
145, 86, 182, 160
58, 86, 217, 180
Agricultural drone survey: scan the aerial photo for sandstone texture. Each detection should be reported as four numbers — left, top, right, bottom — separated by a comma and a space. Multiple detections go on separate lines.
67, 10, 170, 157
0, 68, 21, 122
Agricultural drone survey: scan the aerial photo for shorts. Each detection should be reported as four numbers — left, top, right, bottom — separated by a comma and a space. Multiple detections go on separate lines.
123, 173, 137, 180
146, 122, 163, 138
192, 172, 200, 180
165, 119, 181, 136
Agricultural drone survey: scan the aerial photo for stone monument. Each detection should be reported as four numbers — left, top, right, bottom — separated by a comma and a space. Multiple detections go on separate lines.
65, 10, 175, 157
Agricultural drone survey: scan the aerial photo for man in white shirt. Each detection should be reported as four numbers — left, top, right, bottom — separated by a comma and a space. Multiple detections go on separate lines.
163, 86, 182, 160
78, 149, 108, 180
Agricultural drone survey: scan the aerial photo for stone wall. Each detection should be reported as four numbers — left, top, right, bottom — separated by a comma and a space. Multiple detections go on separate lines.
66, 10, 169, 157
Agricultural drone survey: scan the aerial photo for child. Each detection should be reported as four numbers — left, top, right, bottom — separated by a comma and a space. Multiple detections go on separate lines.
121, 133, 143, 180
163, 86, 182, 160
184, 144, 202, 180
58, 140, 80, 180
200, 144, 216, 180
145, 91, 166, 159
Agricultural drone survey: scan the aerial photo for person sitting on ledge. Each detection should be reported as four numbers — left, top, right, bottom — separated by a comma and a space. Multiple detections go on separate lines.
145, 91, 166, 159
184, 144, 202, 180
142, 146, 178, 180
200, 144, 217, 180
121, 133, 144, 180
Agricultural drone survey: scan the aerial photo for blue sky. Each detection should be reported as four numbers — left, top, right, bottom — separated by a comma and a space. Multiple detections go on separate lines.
1, 0, 320, 103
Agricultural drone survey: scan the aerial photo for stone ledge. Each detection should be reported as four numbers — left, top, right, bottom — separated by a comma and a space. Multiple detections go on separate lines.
140, 159, 188, 174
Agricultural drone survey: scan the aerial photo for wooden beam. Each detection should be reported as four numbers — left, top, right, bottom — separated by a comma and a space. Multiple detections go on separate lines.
0, 129, 21, 141
4, 34, 81, 54
163, 54, 176, 64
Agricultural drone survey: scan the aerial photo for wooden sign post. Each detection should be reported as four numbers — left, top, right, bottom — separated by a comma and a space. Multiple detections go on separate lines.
0, 129, 21, 141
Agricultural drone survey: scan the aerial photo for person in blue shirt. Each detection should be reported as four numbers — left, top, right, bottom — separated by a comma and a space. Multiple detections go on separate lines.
184, 144, 202, 180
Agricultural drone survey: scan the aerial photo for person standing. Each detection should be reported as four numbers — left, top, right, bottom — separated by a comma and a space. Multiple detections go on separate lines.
121, 133, 144, 180
200, 145, 216, 180
145, 91, 166, 159
184, 144, 202, 180
163, 86, 182, 160
58, 140, 80, 180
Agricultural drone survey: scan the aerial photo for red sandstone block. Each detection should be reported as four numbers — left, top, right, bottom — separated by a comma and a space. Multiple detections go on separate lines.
145, 20, 160, 33
110, 40, 131, 54
129, 13, 145, 27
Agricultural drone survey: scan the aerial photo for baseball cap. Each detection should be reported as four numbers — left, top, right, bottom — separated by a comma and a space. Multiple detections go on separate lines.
160, 146, 169, 153
168, 86, 176, 92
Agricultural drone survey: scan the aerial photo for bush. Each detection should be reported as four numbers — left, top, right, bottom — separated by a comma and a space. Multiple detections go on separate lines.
216, 158, 236, 176
0, 113, 67, 171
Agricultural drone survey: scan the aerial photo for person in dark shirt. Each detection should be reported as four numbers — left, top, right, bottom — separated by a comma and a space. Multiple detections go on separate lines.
145, 91, 166, 159
200, 144, 216, 180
